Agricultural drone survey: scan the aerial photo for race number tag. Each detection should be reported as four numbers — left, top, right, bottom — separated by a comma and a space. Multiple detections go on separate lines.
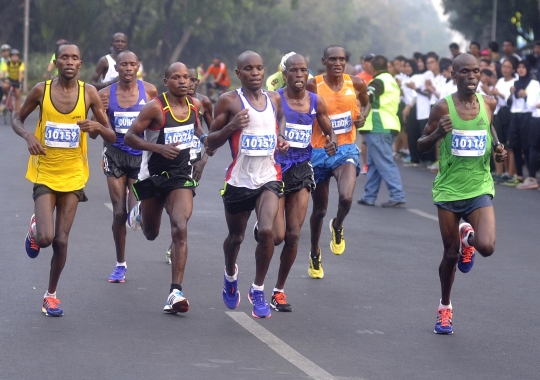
330, 111, 352, 135
451, 129, 487, 157
240, 130, 276, 156
164, 124, 194, 150
190, 137, 202, 161
44, 122, 80, 148
113, 111, 139, 134
285, 123, 312, 148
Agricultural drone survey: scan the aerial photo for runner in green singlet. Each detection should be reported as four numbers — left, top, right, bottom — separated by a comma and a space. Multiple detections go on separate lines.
418, 53, 507, 335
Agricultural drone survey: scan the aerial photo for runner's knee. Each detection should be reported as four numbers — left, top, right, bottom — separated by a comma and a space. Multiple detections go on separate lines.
35, 231, 53, 248
52, 235, 68, 254
256, 226, 273, 243
474, 239, 495, 257
338, 194, 353, 211
227, 232, 244, 246
284, 229, 300, 245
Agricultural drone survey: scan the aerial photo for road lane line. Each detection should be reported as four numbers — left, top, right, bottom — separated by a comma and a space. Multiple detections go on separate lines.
104, 203, 113, 212
408, 208, 438, 222
226, 311, 338, 380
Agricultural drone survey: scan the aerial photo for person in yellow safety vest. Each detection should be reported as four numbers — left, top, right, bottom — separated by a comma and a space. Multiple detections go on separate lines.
357, 55, 406, 208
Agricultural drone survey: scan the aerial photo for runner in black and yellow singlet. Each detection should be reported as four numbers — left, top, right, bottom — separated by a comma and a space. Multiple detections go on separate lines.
12, 43, 116, 317
124, 62, 211, 314
418, 54, 507, 334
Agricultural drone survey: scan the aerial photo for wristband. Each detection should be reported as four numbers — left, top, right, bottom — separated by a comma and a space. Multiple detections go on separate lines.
278, 133, 286, 139
199, 133, 208, 141
493, 141, 503, 150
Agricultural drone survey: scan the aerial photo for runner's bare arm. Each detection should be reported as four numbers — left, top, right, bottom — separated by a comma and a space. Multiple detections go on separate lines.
81, 85, 116, 143
207, 92, 249, 150
90, 56, 118, 90
305, 78, 317, 94
418, 99, 451, 154
12, 83, 47, 155
97, 86, 111, 111
483, 95, 507, 161
316, 96, 337, 156
270, 91, 289, 154
352, 76, 371, 127
143, 81, 158, 101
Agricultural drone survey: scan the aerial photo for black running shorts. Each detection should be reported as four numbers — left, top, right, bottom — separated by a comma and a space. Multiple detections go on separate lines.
221, 181, 283, 215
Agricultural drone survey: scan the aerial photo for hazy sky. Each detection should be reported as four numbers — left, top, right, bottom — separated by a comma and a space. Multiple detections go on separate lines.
431, 0, 468, 48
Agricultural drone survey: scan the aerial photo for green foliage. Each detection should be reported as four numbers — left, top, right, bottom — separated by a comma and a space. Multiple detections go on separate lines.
441, 0, 540, 43
2, 0, 452, 93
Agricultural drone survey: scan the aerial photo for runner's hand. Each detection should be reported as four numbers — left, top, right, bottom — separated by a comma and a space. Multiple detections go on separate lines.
277, 135, 289, 155
494, 143, 507, 163
78, 120, 103, 134
202, 136, 216, 156
324, 135, 336, 156
192, 159, 206, 182
230, 108, 250, 130
353, 113, 366, 129
25, 134, 46, 155
158, 142, 182, 160
435, 114, 453, 138
100, 93, 110, 109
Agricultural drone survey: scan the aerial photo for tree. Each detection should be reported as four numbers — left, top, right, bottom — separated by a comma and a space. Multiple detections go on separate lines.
441, 0, 540, 44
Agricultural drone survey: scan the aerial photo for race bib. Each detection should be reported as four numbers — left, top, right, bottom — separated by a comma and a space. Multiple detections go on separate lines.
190, 137, 202, 161
44, 122, 80, 148
284, 123, 312, 148
240, 130, 276, 156
113, 111, 139, 134
451, 129, 487, 157
330, 111, 352, 135
164, 124, 194, 150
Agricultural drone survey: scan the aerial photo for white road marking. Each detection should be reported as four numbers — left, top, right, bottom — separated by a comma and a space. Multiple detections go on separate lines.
226, 311, 342, 380
104, 202, 113, 211
408, 208, 438, 222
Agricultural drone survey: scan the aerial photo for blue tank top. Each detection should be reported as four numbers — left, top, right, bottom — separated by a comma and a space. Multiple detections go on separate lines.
107, 80, 146, 155
276, 88, 318, 171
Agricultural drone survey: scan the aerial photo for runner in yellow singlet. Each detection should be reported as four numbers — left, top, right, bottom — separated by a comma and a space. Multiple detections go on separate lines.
12, 43, 116, 317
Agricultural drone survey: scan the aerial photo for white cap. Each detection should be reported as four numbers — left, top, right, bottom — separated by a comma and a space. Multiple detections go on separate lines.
280, 52, 297, 72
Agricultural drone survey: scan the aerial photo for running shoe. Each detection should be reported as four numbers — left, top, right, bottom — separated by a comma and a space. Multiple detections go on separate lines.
428, 160, 439, 173
166, 248, 171, 265
329, 218, 345, 255
127, 201, 141, 230
248, 286, 271, 318
457, 223, 475, 273
271, 291, 292, 312
25, 214, 40, 259
502, 176, 522, 186
222, 266, 240, 309
108, 265, 127, 283
163, 289, 189, 313
42, 297, 63, 317
253, 221, 259, 243
434, 305, 453, 334
360, 164, 368, 175
308, 249, 324, 279
403, 161, 419, 167
516, 177, 539, 190
401, 155, 411, 163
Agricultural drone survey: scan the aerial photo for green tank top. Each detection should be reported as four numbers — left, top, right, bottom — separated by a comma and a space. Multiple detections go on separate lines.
432, 93, 494, 202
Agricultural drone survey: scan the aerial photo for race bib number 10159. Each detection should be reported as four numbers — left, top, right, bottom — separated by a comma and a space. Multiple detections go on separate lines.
44, 122, 80, 148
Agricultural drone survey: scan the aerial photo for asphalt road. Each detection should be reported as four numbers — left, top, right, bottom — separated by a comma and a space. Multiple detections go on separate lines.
1, 111, 539, 380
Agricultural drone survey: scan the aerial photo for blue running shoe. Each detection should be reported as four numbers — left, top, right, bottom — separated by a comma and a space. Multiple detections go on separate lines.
127, 202, 142, 230
109, 265, 127, 283
222, 267, 240, 309
248, 286, 271, 319
42, 297, 63, 317
457, 223, 475, 273
434, 306, 453, 334
25, 214, 40, 259
163, 289, 189, 314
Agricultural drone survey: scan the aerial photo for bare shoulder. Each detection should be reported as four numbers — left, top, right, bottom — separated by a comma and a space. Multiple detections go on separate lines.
266, 90, 281, 102
351, 75, 367, 89
481, 94, 497, 112
84, 82, 99, 96
306, 77, 317, 93
98, 85, 111, 97
191, 96, 202, 112
142, 81, 158, 98
431, 97, 450, 117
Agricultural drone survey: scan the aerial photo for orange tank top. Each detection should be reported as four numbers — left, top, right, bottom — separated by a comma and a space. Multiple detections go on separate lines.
311, 74, 359, 148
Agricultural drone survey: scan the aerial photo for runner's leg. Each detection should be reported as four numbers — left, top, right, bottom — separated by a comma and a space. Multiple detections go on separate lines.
106, 176, 128, 263
437, 208, 461, 305
253, 189, 280, 286
310, 178, 330, 255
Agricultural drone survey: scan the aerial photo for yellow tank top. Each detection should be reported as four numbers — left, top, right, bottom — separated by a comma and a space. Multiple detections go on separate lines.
311, 74, 359, 148
26, 80, 89, 191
